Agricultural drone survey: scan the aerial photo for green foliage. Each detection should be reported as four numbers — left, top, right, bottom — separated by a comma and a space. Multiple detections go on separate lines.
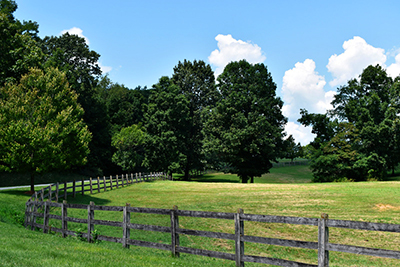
301, 65, 400, 182
0, 68, 91, 190
143, 77, 190, 175
283, 135, 303, 161
111, 124, 146, 172
204, 60, 287, 183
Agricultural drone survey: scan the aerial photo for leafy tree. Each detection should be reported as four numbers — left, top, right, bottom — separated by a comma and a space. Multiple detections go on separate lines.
0, 0, 42, 85
111, 124, 146, 172
171, 60, 218, 180
39, 33, 112, 174
0, 68, 91, 191
204, 60, 287, 183
283, 135, 303, 162
143, 77, 190, 175
300, 65, 400, 181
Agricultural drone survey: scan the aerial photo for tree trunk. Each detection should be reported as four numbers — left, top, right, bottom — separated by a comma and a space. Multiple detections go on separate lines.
250, 176, 254, 183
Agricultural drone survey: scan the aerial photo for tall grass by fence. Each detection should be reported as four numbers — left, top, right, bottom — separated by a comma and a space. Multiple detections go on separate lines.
25, 199, 400, 267
26, 172, 170, 204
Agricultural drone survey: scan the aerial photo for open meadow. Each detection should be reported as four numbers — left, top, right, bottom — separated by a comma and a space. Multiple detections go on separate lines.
1, 165, 400, 266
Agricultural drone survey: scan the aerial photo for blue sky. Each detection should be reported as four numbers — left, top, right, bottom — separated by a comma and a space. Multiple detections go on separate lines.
14, 0, 400, 145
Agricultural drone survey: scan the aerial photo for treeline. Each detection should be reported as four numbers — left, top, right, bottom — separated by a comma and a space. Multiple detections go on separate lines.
0, 1, 296, 189
300, 65, 400, 182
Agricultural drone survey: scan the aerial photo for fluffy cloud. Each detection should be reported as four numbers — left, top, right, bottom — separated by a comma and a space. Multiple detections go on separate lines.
61, 27, 90, 45
282, 59, 335, 121
208, 34, 266, 76
387, 53, 400, 78
327, 36, 386, 87
284, 122, 314, 146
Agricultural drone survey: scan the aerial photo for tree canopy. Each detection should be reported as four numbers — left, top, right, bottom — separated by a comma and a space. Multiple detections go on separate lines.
0, 68, 91, 191
204, 60, 287, 183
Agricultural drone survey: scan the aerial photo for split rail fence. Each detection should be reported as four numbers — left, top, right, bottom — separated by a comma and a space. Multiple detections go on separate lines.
26, 172, 169, 204
25, 200, 400, 267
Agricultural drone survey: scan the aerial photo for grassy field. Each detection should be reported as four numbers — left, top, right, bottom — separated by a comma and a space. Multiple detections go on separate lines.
1, 165, 400, 266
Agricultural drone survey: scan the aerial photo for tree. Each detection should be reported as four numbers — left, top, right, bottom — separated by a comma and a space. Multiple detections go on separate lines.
111, 124, 146, 172
300, 65, 400, 181
283, 135, 303, 162
171, 60, 218, 180
39, 33, 112, 174
143, 77, 190, 175
0, 0, 42, 85
204, 60, 287, 183
0, 68, 91, 191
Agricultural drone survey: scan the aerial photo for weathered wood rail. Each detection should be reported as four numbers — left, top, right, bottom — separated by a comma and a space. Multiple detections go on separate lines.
27, 172, 170, 205
24, 199, 400, 267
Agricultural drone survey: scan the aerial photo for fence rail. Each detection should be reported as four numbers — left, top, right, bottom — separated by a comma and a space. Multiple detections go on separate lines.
24, 200, 400, 267
26, 172, 170, 205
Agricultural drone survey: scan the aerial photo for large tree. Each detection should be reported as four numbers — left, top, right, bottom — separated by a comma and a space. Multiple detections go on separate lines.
143, 77, 190, 175
300, 65, 400, 181
204, 60, 287, 183
0, 68, 91, 191
171, 60, 218, 180
39, 33, 112, 174
0, 0, 42, 85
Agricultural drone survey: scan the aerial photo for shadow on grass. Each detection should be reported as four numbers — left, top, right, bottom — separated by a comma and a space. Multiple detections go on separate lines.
175, 174, 240, 183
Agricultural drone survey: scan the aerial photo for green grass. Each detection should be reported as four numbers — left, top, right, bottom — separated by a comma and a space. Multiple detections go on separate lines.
2, 167, 400, 266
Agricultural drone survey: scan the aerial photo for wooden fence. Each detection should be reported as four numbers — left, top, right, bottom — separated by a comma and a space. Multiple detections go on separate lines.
26, 172, 169, 204
24, 200, 400, 267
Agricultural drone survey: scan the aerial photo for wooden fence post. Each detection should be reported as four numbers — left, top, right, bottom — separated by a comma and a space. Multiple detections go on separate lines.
135, 173, 138, 183
171, 205, 180, 258
87, 201, 95, 243
55, 182, 59, 202
97, 177, 101, 193
31, 200, 38, 231
81, 178, 85, 196
62, 200, 67, 238
43, 199, 50, 234
116, 175, 119, 189
123, 203, 131, 248
73, 180, 76, 198
103, 176, 107, 192
122, 174, 125, 187
64, 181, 67, 200
318, 213, 329, 267
235, 208, 244, 267
110, 175, 113, 190
90, 178, 93, 194
139, 172, 142, 182
48, 186, 52, 202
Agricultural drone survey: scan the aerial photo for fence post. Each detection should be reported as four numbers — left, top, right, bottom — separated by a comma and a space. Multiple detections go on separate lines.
110, 175, 113, 190
31, 199, 38, 231
116, 175, 119, 189
73, 180, 76, 198
64, 181, 67, 200
139, 172, 142, 182
171, 205, 180, 258
81, 178, 85, 196
123, 203, 131, 248
103, 176, 107, 191
62, 200, 67, 238
318, 213, 329, 267
122, 174, 125, 187
135, 173, 138, 183
235, 208, 244, 267
48, 186, 52, 202
97, 177, 101, 193
90, 178, 93, 194
55, 182, 59, 202
43, 199, 50, 234
87, 201, 95, 243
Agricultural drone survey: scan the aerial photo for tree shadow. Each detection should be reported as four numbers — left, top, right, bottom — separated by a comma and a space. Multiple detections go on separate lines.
184, 174, 240, 183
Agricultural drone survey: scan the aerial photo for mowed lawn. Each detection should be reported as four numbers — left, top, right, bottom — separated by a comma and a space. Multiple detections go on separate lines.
1, 166, 400, 266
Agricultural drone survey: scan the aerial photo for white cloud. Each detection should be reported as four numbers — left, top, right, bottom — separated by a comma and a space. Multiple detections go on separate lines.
387, 53, 400, 78
61, 27, 90, 45
208, 34, 266, 76
99, 62, 112, 74
327, 36, 386, 87
284, 122, 314, 146
282, 59, 334, 121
